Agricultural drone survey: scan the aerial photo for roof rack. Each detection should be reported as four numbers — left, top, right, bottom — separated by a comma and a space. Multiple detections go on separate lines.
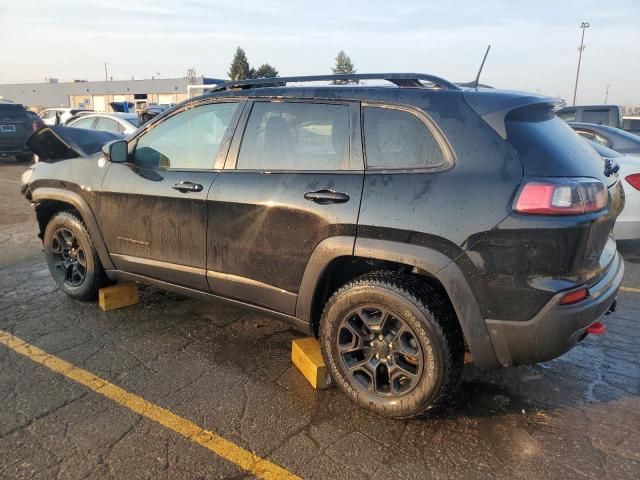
210, 73, 460, 92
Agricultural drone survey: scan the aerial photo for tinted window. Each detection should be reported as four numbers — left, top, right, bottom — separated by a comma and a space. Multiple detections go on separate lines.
95, 117, 120, 133
363, 106, 446, 169
237, 102, 349, 170
133, 102, 239, 170
69, 117, 95, 129
582, 109, 609, 125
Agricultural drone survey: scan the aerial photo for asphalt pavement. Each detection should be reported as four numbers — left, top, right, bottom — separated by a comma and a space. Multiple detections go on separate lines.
1, 162, 639, 479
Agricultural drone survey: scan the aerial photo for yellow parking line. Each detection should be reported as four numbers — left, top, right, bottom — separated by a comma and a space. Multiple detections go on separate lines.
0, 330, 300, 480
620, 286, 640, 294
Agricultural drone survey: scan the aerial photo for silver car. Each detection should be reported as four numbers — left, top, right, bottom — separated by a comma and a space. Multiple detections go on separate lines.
66, 112, 140, 135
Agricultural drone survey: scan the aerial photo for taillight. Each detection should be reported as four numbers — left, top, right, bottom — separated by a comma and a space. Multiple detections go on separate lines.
32, 119, 45, 131
560, 287, 589, 305
514, 178, 608, 215
626, 174, 640, 191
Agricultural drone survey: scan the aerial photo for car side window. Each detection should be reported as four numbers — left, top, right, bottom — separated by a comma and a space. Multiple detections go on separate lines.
133, 102, 240, 170
363, 106, 447, 169
95, 117, 120, 133
70, 117, 95, 129
236, 102, 350, 171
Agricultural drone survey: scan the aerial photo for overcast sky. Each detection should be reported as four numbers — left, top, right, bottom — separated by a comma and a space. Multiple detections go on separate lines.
0, 0, 638, 105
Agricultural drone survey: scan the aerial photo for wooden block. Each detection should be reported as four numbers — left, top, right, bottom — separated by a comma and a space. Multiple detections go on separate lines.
99, 282, 139, 312
291, 337, 332, 390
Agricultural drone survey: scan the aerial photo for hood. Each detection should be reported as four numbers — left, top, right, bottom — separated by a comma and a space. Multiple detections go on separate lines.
27, 125, 124, 161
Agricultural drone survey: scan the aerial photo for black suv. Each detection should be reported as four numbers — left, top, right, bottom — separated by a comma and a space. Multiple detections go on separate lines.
1, 102, 37, 162
22, 74, 625, 417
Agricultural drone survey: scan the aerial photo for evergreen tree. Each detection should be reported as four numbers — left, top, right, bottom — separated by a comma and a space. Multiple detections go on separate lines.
331, 50, 358, 84
253, 64, 279, 79
228, 47, 251, 81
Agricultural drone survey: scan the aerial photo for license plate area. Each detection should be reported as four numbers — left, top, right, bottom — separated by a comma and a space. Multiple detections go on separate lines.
1, 125, 16, 133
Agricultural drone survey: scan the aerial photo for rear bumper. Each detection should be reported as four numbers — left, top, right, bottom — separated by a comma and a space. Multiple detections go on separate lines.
486, 251, 624, 366
0, 145, 31, 156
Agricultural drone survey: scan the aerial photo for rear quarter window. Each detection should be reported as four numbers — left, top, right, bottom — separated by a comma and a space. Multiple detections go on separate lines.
362, 106, 450, 170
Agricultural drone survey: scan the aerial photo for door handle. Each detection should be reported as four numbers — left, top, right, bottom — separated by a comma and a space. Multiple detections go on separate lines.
304, 189, 350, 204
172, 181, 203, 193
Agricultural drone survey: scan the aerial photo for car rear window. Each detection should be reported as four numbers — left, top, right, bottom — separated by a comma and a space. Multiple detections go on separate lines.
506, 106, 611, 185
0, 104, 27, 118
582, 109, 609, 125
363, 106, 447, 170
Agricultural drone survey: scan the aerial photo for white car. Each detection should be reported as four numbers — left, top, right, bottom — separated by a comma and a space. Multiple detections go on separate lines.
39, 108, 92, 126
65, 112, 140, 135
588, 139, 640, 240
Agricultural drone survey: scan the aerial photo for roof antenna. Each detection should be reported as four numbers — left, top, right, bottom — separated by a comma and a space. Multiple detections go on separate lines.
473, 45, 491, 88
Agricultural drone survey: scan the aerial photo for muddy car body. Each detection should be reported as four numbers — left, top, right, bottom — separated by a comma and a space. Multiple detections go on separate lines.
22, 74, 624, 417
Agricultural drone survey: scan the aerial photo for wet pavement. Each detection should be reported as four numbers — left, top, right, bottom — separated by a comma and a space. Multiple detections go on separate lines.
1, 162, 639, 479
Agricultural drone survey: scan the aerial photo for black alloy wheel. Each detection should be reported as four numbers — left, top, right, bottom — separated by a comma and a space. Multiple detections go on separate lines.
337, 305, 423, 396
49, 227, 87, 287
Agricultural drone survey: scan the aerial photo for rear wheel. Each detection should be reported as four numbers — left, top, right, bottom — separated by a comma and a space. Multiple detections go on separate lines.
320, 271, 464, 418
44, 211, 111, 300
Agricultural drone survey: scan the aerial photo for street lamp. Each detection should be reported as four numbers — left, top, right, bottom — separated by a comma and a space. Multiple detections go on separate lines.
572, 21, 590, 106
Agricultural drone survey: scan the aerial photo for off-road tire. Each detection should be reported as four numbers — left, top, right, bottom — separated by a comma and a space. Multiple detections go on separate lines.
319, 271, 464, 418
43, 211, 111, 300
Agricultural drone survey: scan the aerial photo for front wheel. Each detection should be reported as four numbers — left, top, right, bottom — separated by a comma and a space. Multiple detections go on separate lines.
319, 271, 464, 418
44, 211, 111, 300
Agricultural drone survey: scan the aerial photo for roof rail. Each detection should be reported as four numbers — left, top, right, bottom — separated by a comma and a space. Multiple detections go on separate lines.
211, 73, 460, 92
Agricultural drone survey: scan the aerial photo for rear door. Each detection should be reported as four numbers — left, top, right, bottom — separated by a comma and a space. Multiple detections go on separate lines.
97, 100, 244, 289
205, 99, 364, 314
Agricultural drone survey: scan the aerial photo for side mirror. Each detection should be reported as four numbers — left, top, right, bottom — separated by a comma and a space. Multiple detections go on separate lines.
102, 139, 128, 163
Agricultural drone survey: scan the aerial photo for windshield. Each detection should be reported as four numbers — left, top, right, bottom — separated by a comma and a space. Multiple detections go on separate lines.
125, 116, 140, 127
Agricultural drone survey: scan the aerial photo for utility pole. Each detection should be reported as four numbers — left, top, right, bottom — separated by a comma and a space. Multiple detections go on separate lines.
604, 84, 610, 104
104, 61, 108, 81
572, 21, 590, 106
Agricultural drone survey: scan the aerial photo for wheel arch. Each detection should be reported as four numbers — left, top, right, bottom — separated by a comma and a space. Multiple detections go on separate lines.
31, 187, 114, 270
297, 236, 499, 370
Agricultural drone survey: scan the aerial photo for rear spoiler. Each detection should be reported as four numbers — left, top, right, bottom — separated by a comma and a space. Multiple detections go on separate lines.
463, 90, 564, 139
27, 125, 124, 161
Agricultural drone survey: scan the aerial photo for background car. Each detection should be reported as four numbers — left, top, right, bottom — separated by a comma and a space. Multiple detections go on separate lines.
65, 112, 139, 135
557, 104, 623, 128
39, 108, 92, 126
586, 139, 640, 240
623, 116, 640, 134
0, 102, 39, 162
138, 103, 173, 124
569, 122, 640, 155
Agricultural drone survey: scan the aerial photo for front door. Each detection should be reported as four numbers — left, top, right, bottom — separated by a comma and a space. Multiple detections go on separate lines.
97, 100, 244, 289
206, 100, 364, 314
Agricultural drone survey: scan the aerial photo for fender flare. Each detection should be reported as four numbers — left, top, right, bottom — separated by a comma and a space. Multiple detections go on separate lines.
296, 236, 499, 370
31, 187, 115, 270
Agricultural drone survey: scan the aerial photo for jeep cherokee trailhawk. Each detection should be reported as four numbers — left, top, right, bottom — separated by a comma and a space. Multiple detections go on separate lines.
22, 73, 625, 417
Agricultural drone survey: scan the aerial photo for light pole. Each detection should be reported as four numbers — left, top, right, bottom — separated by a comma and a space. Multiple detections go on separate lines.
572, 21, 590, 106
